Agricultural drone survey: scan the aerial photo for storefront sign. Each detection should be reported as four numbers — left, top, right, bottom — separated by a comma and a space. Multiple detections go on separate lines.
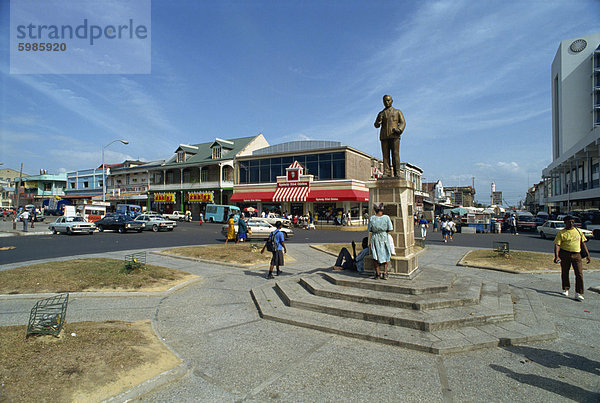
188, 192, 213, 203
154, 193, 175, 203
277, 181, 309, 188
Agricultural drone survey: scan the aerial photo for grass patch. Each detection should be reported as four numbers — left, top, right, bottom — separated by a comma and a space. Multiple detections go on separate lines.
0, 258, 193, 294
162, 242, 276, 265
461, 249, 600, 271
0, 321, 179, 402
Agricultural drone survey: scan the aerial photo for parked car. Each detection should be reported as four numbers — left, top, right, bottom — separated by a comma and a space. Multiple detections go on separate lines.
221, 218, 294, 240
252, 216, 292, 228
537, 220, 592, 239
95, 214, 144, 233
556, 214, 583, 228
134, 214, 177, 232
162, 211, 189, 221
48, 216, 96, 235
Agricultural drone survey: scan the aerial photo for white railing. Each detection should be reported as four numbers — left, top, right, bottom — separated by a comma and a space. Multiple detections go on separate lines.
149, 181, 233, 191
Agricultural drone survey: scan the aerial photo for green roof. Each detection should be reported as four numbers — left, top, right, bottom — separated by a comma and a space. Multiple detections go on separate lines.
163, 135, 259, 167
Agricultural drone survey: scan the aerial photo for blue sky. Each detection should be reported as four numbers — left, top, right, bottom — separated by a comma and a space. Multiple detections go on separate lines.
1, 0, 599, 205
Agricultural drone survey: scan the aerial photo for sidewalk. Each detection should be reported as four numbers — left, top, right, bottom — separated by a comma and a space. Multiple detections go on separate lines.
1, 244, 599, 401
0, 218, 52, 237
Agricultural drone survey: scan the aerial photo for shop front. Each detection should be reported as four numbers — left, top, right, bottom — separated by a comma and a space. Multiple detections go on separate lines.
186, 191, 214, 220
230, 161, 369, 222
152, 192, 176, 214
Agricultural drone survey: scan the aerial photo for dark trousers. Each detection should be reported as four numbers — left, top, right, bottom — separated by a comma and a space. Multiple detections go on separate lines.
335, 248, 354, 270
381, 138, 400, 176
558, 249, 584, 294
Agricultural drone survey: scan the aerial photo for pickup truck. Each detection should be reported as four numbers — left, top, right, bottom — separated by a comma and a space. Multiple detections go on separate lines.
162, 211, 189, 221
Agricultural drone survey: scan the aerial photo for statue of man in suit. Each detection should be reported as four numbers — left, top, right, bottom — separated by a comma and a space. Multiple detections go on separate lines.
374, 94, 406, 177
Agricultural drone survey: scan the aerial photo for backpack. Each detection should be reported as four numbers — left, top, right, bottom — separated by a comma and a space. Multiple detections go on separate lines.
266, 230, 279, 252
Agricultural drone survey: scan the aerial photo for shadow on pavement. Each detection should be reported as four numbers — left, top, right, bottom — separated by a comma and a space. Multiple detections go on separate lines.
503, 345, 600, 376
490, 364, 600, 402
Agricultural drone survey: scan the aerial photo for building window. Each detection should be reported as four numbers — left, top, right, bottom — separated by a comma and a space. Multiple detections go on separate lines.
98, 180, 103, 188
70, 182, 75, 189
177, 151, 185, 163
183, 170, 191, 183
43, 183, 52, 191
201, 168, 208, 182
83, 181, 89, 188
166, 171, 174, 184
212, 146, 221, 159
133, 178, 137, 182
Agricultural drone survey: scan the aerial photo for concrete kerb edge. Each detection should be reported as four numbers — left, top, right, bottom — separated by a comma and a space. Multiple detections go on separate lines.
105, 320, 190, 402
309, 244, 338, 257
0, 276, 203, 300
151, 250, 266, 269
456, 248, 600, 274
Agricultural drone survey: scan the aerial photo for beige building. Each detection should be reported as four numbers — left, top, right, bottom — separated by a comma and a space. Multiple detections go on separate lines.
231, 140, 389, 221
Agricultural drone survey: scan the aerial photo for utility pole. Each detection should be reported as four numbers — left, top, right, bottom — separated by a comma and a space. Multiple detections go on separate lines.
13, 163, 23, 230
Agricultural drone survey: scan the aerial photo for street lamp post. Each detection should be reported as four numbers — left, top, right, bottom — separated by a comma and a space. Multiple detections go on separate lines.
102, 139, 129, 202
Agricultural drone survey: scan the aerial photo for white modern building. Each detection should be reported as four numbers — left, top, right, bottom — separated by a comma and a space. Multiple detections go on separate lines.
542, 32, 600, 212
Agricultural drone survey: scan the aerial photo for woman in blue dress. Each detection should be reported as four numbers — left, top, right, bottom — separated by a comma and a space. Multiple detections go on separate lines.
368, 203, 394, 280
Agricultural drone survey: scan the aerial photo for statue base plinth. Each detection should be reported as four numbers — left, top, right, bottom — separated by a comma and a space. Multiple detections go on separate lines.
364, 247, 425, 278
366, 176, 421, 277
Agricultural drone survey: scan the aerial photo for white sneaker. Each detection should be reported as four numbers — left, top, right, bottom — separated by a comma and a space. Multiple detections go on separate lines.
561, 290, 569, 297
575, 293, 584, 301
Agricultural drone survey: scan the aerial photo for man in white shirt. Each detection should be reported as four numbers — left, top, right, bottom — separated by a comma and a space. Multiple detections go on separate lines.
19, 209, 29, 232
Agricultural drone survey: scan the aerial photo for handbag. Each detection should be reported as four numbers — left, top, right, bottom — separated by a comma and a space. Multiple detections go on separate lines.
576, 228, 589, 259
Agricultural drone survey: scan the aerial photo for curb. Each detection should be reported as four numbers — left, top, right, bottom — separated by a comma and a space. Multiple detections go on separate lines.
151, 248, 296, 267
309, 244, 338, 257
105, 319, 190, 402
0, 276, 202, 300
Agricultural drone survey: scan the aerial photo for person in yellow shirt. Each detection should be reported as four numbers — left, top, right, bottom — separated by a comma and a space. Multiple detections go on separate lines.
553, 216, 590, 301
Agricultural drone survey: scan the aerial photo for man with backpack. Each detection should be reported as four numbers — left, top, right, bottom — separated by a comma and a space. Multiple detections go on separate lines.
261, 221, 286, 279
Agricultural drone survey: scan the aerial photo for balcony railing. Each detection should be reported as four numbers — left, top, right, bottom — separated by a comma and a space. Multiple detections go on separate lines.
107, 185, 149, 193
149, 181, 233, 191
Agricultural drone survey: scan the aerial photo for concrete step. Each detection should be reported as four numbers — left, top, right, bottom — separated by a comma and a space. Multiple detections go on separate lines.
251, 284, 557, 355
275, 278, 514, 331
300, 274, 482, 310
322, 268, 456, 295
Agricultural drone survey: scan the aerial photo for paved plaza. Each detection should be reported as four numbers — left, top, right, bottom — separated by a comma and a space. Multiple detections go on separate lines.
1, 244, 599, 402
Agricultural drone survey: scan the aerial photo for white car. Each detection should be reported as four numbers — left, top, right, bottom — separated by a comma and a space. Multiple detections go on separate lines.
222, 219, 294, 239
251, 216, 292, 228
134, 214, 177, 232
537, 220, 592, 239
48, 216, 96, 235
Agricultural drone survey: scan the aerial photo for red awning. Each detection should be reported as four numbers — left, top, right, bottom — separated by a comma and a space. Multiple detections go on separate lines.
229, 191, 275, 203
273, 185, 310, 202
307, 189, 369, 202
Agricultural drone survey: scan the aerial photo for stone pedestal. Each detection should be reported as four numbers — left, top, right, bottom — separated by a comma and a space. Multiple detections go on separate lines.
365, 177, 423, 278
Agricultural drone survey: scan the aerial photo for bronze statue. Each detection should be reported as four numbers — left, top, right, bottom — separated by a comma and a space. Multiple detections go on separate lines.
374, 94, 406, 177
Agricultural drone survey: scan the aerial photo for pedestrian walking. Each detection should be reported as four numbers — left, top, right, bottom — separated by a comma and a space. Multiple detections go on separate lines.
2, 209, 6, 221
236, 214, 248, 244
448, 218, 455, 241
509, 215, 518, 235
441, 218, 449, 243
432, 215, 438, 232
419, 215, 428, 238
368, 203, 393, 280
31, 209, 36, 228
19, 209, 29, 232
553, 215, 590, 301
224, 214, 236, 244
199, 212, 204, 225
261, 221, 286, 279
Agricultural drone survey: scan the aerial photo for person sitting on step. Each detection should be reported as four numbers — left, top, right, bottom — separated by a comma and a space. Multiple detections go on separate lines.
332, 237, 369, 273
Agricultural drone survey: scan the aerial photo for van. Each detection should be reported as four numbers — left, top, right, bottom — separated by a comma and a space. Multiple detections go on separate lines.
205, 204, 240, 223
